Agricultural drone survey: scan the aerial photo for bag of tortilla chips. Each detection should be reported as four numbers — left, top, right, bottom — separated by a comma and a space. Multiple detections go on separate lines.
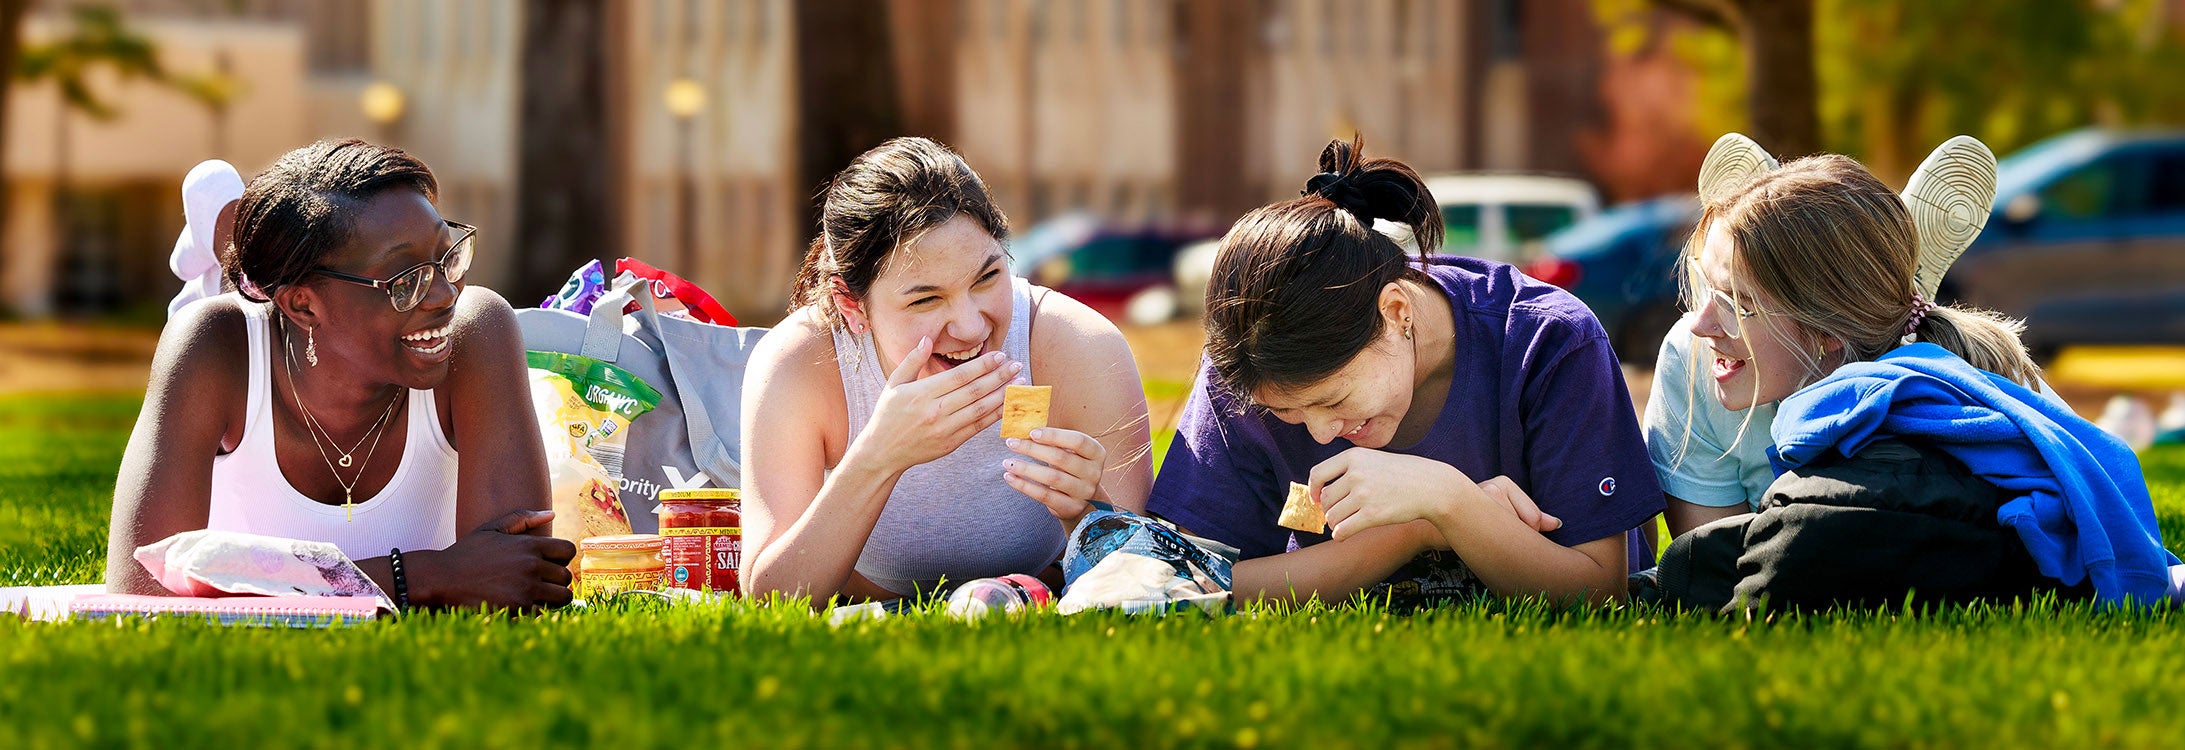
527, 351, 663, 548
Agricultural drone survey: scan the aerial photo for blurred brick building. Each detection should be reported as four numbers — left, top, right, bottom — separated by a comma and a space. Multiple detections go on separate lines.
2, 0, 1706, 322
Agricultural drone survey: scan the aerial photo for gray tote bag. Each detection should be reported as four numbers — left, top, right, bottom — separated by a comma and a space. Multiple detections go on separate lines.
516, 279, 768, 533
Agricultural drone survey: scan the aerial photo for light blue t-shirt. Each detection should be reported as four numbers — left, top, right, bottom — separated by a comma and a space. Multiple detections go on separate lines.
1643, 315, 1777, 511
1642, 314, 2069, 512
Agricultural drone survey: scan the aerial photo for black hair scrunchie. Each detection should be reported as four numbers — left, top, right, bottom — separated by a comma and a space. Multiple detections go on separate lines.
1304, 171, 1375, 223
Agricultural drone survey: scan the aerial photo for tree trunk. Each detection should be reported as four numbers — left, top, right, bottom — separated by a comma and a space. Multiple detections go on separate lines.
793, 0, 901, 243
1173, 0, 1261, 224
513, 0, 618, 301
1732, 0, 1819, 159
0, 0, 33, 310
886, 0, 957, 142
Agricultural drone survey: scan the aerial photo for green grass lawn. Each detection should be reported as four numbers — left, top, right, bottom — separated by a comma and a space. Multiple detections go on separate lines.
5, 393, 2185, 748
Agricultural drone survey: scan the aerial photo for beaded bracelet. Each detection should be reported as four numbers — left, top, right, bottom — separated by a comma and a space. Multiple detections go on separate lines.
388, 547, 411, 612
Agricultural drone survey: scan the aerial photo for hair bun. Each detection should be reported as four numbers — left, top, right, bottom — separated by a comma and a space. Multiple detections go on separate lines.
1305, 169, 1426, 229
1304, 172, 1373, 223
1303, 136, 1441, 253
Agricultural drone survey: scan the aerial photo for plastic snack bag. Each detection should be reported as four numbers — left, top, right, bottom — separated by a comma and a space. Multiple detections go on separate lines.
539, 258, 739, 325
133, 529, 394, 609
1058, 502, 1239, 615
527, 351, 663, 547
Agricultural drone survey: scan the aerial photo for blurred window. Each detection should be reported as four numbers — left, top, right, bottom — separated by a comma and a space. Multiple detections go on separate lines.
2143, 151, 2185, 216
1442, 204, 1482, 249
1505, 203, 1579, 243
2040, 158, 2120, 221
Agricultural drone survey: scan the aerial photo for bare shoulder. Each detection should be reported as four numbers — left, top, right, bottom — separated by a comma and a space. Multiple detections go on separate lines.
145, 295, 254, 447
449, 285, 520, 352
152, 295, 252, 395
438, 286, 525, 389
435, 287, 528, 437
745, 307, 849, 462
1027, 287, 1134, 375
748, 308, 846, 412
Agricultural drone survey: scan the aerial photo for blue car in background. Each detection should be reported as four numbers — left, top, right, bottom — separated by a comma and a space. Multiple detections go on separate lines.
1954, 129, 2185, 358
1521, 195, 1697, 364
1532, 128, 2185, 364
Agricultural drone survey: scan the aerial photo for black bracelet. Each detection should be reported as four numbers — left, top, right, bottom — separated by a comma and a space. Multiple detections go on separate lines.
388, 547, 411, 612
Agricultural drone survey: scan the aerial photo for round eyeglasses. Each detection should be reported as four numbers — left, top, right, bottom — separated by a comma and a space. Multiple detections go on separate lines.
310, 220, 476, 313
1695, 285, 1788, 340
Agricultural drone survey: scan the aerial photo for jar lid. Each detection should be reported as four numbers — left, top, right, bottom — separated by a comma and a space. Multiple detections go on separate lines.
658, 488, 740, 502
582, 534, 664, 551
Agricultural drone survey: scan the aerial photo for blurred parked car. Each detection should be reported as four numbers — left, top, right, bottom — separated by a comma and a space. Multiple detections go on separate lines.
1009, 213, 1219, 323
1172, 174, 1602, 319
1420, 174, 1602, 264
1954, 128, 2185, 357
1520, 195, 1698, 364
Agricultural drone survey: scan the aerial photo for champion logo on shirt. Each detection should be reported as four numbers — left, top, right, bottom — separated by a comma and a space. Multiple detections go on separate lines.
1598, 477, 1617, 496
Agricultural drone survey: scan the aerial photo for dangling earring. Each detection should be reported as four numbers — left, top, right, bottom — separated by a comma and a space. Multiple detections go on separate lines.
1402, 317, 1413, 340
305, 325, 319, 367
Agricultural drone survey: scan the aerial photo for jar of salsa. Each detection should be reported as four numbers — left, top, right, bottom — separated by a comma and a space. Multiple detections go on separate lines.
577, 534, 664, 599
656, 488, 742, 595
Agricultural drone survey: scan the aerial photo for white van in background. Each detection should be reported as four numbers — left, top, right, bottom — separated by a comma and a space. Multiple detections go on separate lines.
1417, 173, 1601, 264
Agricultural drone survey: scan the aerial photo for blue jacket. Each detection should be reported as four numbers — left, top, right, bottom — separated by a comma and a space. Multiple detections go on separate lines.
1770, 343, 2178, 605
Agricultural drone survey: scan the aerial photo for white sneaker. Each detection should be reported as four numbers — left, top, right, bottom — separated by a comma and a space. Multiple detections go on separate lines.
1902, 135, 1998, 300
1697, 132, 1781, 199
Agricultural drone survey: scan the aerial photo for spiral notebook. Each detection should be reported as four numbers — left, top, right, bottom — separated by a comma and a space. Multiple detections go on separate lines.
68, 594, 387, 628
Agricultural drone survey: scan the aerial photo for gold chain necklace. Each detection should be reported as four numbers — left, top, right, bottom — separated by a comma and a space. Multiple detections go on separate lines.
278, 315, 403, 522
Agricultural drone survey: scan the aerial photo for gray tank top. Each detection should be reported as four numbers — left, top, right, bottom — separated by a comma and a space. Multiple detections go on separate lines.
832, 276, 1067, 595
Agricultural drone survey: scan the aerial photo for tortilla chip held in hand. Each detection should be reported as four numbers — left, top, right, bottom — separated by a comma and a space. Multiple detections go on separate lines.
1277, 481, 1326, 534
1001, 385, 1052, 439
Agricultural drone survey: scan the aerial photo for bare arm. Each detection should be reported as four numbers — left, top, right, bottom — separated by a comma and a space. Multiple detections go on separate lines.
1028, 289, 1154, 512
437, 287, 550, 533
104, 300, 246, 594
1431, 477, 1628, 605
1228, 520, 1438, 603
1665, 494, 1746, 538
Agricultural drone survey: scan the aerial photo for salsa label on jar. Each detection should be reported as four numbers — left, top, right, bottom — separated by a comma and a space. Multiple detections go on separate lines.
662, 526, 741, 594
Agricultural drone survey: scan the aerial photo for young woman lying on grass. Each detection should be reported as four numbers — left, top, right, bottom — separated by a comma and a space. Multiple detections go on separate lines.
740, 137, 1152, 603
1148, 138, 1664, 607
1652, 147, 2179, 610
1644, 134, 2072, 538
105, 140, 575, 609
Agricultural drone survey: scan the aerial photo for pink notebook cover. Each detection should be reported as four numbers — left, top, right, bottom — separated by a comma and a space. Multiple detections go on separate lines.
68, 594, 387, 627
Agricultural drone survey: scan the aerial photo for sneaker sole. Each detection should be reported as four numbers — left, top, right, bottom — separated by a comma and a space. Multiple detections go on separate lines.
1902, 135, 1997, 300
1697, 132, 1781, 199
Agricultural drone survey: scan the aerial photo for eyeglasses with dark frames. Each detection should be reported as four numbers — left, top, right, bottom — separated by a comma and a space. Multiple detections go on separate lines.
310, 220, 476, 313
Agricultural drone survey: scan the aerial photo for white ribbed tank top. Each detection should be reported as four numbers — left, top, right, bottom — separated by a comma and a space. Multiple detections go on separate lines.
205, 301, 460, 560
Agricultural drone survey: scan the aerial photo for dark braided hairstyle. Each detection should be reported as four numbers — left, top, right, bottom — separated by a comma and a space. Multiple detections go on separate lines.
226, 139, 438, 301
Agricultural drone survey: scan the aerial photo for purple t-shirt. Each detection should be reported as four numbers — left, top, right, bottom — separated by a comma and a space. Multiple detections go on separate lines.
1149, 257, 1664, 600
